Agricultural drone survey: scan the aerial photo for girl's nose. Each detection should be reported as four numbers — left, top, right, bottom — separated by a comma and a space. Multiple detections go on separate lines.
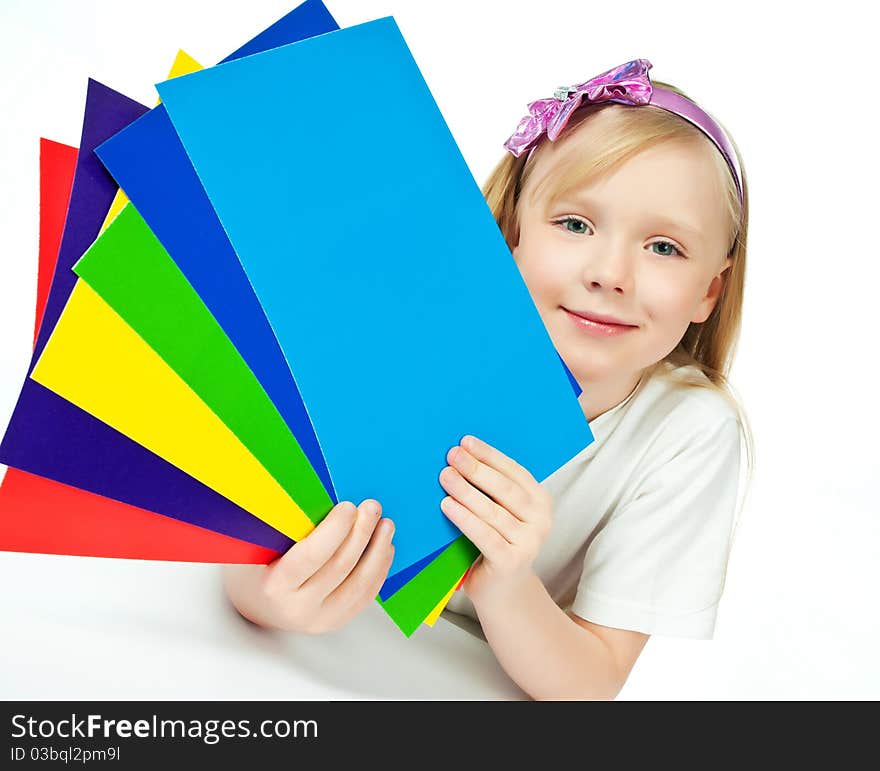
581, 245, 633, 295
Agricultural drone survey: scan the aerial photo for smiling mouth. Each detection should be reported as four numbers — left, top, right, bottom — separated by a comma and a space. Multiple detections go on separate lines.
562, 307, 638, 337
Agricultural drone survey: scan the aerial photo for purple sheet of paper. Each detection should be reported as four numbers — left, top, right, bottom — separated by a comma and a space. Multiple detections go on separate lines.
0, 79, 292, 552
29, 82, 146, 363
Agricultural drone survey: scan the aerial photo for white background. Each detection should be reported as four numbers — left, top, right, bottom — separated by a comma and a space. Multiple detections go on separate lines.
1, 0, 878, 700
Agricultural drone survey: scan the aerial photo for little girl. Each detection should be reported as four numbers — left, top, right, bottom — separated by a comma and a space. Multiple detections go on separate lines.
224, 59, 750, 700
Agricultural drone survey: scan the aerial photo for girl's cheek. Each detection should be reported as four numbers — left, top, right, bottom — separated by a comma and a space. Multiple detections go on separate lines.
519, 258, 563, 300
639, 264, 701, 313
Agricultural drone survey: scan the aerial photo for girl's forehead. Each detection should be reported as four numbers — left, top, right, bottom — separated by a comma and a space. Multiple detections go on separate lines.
526, 136, 728, 230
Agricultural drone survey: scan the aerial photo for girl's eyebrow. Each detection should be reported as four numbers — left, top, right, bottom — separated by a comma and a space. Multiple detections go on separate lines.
550, 192, 601, 212
647, 216, 705, 242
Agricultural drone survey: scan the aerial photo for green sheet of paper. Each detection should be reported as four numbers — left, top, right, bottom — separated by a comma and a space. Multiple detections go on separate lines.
73, 203, 332, 521
380, 538, 479, 637
73, 202, 475, 635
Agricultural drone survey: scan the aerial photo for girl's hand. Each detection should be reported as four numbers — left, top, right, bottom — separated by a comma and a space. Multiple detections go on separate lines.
223, 500, 395, 634
439, 435, 553, 604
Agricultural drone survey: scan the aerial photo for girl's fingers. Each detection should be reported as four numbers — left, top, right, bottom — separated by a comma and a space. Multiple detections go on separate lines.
323, 517, 395, 618
440, 495, 509, 564
460, 435, 537, 492
439, 467, 521, 543
334, 538, 395, 623
299, 499, 383, 599
446, 444, 532, 521
271, 501, 358, 588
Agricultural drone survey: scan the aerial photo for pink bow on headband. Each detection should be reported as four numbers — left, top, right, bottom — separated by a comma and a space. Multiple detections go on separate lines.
504, 59, 654, 157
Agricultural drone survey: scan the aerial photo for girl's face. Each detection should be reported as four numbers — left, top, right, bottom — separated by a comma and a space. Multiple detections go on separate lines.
513, 133, 733, 388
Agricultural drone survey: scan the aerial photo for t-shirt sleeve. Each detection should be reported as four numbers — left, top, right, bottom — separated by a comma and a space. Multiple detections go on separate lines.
569, 411, 742, 640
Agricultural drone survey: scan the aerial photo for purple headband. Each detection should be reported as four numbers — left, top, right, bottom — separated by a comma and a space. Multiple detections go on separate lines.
504, 59, 744, 205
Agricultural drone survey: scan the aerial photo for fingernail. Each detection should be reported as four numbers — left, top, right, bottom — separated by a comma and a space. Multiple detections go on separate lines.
361, 500, 378, 518
383, 519, 395, 539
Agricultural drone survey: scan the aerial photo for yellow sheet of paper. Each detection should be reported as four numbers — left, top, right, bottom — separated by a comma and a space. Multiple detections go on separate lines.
99, 193, 129, 234
99, 50, 203, 235
31, 281, 314, 541
423, 582, 458, 626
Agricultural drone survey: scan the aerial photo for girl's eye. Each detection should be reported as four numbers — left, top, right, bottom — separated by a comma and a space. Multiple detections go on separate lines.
553, 216, 592, 235
649, 241, 684, 258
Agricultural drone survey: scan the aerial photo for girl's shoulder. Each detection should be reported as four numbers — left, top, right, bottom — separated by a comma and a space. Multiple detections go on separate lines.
623, 361, 742, 450
601, 363, 744, 493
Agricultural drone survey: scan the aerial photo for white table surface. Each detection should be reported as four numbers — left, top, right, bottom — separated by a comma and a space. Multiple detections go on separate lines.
0, 550, 528, 700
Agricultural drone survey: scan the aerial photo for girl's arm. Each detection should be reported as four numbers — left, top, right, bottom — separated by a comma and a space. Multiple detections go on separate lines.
469, 571, 649, 700
439, 435, 648, 700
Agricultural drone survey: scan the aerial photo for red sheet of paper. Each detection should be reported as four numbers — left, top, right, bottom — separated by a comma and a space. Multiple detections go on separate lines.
34, 139, 77, 346
0, 137, 279, 565
0, 468, 277, 563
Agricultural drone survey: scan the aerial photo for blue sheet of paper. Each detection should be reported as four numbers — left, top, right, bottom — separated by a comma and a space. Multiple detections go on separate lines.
94, 0, 338, 501
158, 17, 594, 582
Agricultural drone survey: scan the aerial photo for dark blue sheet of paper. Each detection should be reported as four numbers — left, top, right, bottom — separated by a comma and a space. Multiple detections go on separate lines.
158, 17, 594, 585
95, 0, 338, 500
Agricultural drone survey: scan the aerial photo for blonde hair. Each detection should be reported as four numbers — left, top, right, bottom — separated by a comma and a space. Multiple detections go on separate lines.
483, 81, 754, 491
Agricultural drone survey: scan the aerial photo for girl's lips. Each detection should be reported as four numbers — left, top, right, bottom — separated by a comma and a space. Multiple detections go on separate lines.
562, 307, 638, 338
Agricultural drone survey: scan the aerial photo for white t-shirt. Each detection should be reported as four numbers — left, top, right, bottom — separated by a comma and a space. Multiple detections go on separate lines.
442, 362, 743, 640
